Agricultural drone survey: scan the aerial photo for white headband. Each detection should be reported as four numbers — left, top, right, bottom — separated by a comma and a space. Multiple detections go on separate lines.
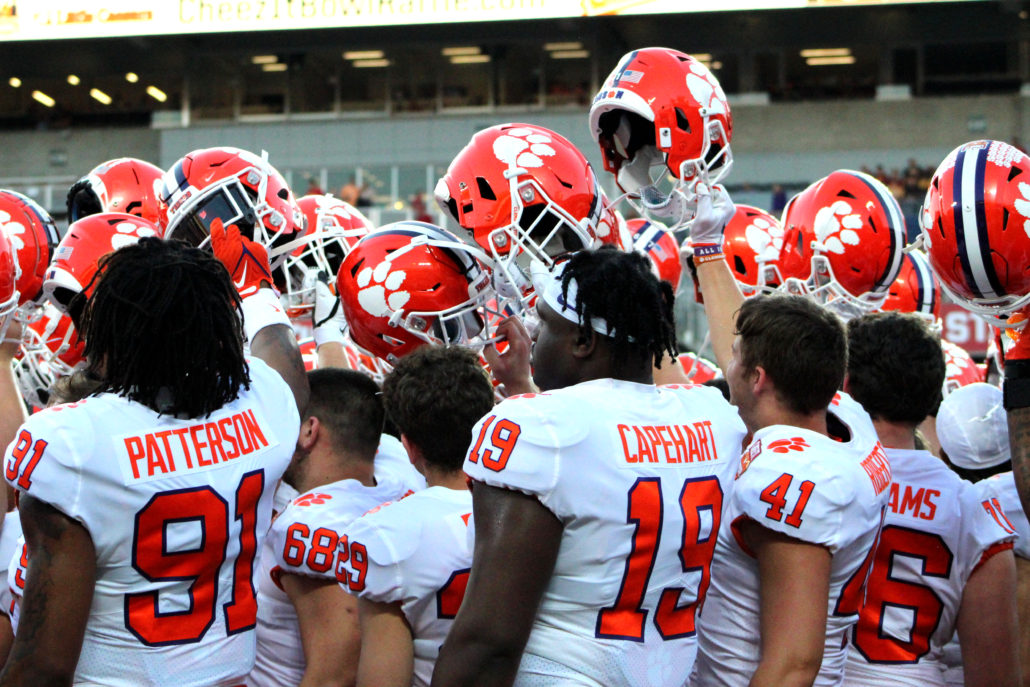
530, 259, 623, 339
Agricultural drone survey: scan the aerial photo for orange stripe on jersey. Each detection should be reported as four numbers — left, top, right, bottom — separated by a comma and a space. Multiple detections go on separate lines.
972, 540, 1015, 574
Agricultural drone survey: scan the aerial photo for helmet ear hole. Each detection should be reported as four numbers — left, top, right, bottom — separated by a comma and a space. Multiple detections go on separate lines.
674, 107, 691, 133
475, 177, 496, 201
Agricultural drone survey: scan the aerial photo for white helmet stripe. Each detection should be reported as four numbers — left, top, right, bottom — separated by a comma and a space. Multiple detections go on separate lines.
956, 146, 1001, 298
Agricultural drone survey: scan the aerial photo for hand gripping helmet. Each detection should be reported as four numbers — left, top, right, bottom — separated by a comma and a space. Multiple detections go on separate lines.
13, 302, 86, 408
159, 147, 303, 268
776, 170, 906, 317
722, 204, 785, 297
920, 140, 1030, 326
278, 195, 375, 318
66, 158, 165, 227
881, 249, 942, 324
628, 218, 682, 290
42, 213, 161, 320
435, 123, 604, 301
589, 47, 733, 229
0, 190, 60, 307
336, 221, 499, 364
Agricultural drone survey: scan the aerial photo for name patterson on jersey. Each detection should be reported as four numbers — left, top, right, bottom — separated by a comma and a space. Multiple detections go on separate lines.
116, 408, 277, 484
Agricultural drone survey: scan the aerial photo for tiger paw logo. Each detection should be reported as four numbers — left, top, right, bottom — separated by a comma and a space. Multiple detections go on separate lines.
1015, 182, 1030, 239
492, 127, 557, 170
744, 214, 784, 261
767, 437, 809, 453
0, 210, 26, 256
111, 220, 158, 250
686, 62, 728, 117
813, 201, 862, 255
294, 492, 333, 507
356, 261, 410, 317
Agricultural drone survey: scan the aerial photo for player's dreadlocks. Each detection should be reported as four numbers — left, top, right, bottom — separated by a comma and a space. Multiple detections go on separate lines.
76, 237, 250, 418
560, 245, 678, 370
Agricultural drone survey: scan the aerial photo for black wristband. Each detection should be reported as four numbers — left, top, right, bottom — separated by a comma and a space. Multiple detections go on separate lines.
1003, 359, 1030, 409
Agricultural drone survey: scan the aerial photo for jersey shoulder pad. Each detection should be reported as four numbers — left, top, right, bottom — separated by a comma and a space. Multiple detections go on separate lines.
4, 406, 95, 522
733, 432, 862, 551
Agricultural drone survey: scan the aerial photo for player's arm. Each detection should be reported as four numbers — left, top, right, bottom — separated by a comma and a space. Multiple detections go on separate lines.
689, 184, 741, 372
210, 217, 310, 414
739, 519, 830, 687
250, 322, 310, 414
0, 494, 95, 687
956, 548, 1020, 687
1016, 557, 1030, 680
355, 598, 414, 687
280, 572, 360, 687
0, 614, 14, 670
431, 484, 562, 687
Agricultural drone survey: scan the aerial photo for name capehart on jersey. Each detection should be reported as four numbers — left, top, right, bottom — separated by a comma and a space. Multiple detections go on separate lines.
463, 379, 747, 687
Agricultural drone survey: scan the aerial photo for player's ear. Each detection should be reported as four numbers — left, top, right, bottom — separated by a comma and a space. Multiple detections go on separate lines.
297, 415, 320, 451
751, 365, 769, 396
571, 326, 596, 359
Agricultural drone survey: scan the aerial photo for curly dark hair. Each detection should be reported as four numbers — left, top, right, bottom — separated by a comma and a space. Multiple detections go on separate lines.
847, 311, 945, 424
560, 246, 678, 370
76, 237, 249, 418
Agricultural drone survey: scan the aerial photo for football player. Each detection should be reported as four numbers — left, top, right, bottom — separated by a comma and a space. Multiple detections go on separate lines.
339, 345, 494, 687
0, 223, 307, 686
249, 368, 420, 687
689, 184, 890, 687
433, 247, 747, 687
841, 313, 1018, 687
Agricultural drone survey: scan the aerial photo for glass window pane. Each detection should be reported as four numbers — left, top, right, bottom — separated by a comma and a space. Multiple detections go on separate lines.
497, 44, 541, 107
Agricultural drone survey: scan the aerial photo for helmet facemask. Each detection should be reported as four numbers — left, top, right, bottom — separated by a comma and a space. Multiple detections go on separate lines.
598, 109, 733, 232
482, 167, 600, 310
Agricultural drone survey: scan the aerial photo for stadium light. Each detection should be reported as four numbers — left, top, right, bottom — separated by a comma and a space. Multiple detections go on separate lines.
146, 86, 168, 102
450, 54, 490, 64
90, 88, 112, 105
8, 77, 20, 88
32, 90, 55, 107
344, 50, 384, 60
550, 50, 590, 59
353, 59, 391, 68
800, 48, 851, 58
544, 42, 581, 51
252, 55, 278, 64
262, 63, 288, 72
442, 46, 481, 56
125, 72, 139, 83
806, 56, 856, 66
67, 74, 80, 85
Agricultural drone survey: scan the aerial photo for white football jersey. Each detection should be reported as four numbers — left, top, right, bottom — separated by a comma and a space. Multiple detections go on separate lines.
249, 474, 416, 687
3, 535, 25, 635
2, 357, 299, 687
935, 470, 1026, 687
977, 472, 1029, 559
692, 392, 891, 687
841, 450, 1016, 687
0, 512, 23, 628
463, 379, 747, 687
341, 486, 473, 687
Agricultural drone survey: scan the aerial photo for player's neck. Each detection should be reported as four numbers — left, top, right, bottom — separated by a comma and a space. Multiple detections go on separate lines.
298, 451, 376, 492
424, 466, 471, 491
755, 402, 828, 437
871, 418, 917, 450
